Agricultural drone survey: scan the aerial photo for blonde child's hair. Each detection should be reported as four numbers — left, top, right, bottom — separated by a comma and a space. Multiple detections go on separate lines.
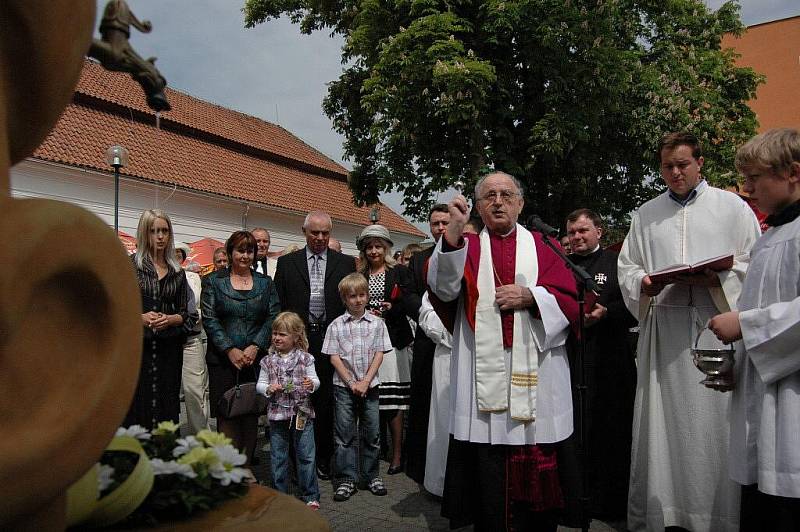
735, 128, 800, 174
272, 312, 309, 351
338, 272, 368, 300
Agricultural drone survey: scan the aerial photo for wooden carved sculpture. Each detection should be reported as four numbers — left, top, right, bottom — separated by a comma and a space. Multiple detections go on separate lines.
0, 2, 328, 529
0, 1, 143, 529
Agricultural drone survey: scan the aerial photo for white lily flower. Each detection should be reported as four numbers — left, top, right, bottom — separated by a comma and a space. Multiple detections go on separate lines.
150, 458, 198, 478
209, 464, 248, 486
115, 425, 152, 440
172, 435, 202, 457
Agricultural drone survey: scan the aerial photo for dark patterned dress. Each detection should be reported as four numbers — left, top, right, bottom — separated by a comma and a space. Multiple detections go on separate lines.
124, 254, 193, 429
368, 270, 412, 411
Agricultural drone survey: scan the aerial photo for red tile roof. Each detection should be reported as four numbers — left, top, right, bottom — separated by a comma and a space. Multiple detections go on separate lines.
31, 59, 424, 237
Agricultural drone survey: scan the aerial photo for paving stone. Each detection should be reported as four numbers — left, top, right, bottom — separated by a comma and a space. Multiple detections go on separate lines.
180, 406, 626, 531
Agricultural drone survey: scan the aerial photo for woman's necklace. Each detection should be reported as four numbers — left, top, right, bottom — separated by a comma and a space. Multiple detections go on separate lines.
230, 270, 253, 289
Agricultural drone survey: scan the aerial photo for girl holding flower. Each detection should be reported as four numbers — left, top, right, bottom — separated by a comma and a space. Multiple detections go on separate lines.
256, 312, 320, 508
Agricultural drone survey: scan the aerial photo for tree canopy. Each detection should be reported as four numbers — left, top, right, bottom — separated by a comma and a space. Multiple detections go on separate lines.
244, 0, 762, 229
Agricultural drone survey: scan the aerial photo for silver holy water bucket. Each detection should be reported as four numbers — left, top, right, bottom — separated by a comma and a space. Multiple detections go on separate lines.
691, 326, 736, 388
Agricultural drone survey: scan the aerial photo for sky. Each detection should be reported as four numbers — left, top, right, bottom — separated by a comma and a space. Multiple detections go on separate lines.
113, 0, 799, 235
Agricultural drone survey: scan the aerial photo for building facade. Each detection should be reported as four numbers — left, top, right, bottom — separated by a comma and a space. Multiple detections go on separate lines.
10, 60, 424, 256
723, 15, 800, 131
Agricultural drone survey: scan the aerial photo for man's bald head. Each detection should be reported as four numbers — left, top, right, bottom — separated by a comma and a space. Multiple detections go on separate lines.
303, 210, 332, 254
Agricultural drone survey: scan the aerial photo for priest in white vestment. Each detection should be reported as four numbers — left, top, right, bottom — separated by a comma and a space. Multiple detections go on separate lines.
428, 171, 579, 531
708, 128, 800, 531
618, 132, 761, 532
418, 292, 452, 497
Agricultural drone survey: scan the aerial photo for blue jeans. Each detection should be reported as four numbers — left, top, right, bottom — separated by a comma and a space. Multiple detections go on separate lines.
333, 384, 380, 484
269, 417, 320, 503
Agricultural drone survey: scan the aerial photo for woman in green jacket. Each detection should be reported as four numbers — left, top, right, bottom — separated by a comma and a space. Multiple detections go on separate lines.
203, 230, 280, 466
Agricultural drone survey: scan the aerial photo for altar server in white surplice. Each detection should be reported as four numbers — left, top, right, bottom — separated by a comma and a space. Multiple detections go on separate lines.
428, 171, 579, 531
618, 132, 761, 532
417, 292, 452, 497
708, 128, 800, 532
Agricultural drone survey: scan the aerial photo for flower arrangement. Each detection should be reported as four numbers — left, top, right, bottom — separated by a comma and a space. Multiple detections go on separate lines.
66, 422, 250, 528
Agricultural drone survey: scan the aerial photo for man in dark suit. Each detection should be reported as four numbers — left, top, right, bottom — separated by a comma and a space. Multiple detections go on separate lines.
274, 210, 356, 479
404, 203, 450, 484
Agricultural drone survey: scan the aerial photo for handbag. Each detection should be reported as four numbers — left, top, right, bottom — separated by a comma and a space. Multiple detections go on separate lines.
218, 367, 267, 418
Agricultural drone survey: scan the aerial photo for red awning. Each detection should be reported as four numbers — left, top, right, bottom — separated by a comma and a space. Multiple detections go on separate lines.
118, 230, 137, 254
189, 237, 225, 275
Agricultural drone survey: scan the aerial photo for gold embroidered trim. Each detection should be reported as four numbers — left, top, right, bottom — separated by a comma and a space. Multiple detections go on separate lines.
510, 372, 538, 387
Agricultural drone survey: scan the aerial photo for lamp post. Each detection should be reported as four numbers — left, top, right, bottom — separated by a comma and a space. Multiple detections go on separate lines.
106, 145, 129, 232
369, 206, 380, 224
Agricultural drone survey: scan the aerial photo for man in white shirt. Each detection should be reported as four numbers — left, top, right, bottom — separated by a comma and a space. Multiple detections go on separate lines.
618, 132, 761, 532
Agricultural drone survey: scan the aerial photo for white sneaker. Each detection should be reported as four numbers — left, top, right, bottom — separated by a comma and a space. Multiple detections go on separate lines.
306, 500, 320, 510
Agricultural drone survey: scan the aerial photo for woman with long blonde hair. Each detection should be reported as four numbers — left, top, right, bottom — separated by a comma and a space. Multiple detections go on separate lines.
125, 209, 194, 429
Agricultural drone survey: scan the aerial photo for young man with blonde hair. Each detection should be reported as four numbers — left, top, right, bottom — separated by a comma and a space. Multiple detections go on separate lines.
709, 128, 800, 531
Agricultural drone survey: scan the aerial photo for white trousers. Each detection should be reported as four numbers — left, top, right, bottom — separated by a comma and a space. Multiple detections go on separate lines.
182, 336, 209, 434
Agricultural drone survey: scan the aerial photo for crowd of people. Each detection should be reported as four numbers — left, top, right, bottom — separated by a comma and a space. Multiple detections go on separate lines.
123, 127, 800, 531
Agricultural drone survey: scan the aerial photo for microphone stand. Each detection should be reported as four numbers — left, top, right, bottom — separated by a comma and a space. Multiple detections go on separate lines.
528, 217, 597, 532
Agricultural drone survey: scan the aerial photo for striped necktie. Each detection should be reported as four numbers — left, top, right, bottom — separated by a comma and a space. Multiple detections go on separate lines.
309, 254, 325, 322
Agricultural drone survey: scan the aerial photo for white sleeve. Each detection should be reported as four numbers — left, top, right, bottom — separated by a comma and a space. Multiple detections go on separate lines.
740, 297, 800, 384
711, 202, 761, 312
427, 237, 468, 303
255, 360, 270, 396
305, 356, 321, 392
528, 286, 569, 350
617, 212, 649, 322
418, 292, 452, 349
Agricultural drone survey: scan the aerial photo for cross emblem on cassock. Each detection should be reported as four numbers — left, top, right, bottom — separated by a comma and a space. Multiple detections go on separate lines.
594, 272, 608, 285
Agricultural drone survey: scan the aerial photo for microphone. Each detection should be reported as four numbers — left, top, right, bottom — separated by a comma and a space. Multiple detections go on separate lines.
527, 215, 559, 238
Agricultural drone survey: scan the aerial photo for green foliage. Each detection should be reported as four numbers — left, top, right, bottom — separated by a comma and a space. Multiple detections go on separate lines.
244, 0, 763, 226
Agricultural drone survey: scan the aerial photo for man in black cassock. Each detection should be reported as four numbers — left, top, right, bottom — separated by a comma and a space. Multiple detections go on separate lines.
565, 208, 637, 521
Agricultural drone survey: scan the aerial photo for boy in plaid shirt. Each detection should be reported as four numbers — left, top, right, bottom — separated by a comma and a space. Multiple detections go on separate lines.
322, 273, 393, 501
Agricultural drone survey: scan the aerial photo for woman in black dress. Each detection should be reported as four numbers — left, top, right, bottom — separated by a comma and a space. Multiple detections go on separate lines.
126, 209, 193, 429
356, 224, 414, 475
203, 231, 280, 465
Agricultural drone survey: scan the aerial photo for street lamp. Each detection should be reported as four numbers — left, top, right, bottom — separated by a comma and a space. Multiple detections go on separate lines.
106, 145, 129, 232
369, 206, 380, 224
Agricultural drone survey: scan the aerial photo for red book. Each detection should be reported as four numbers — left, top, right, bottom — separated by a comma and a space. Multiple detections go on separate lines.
648, 254, 734, 284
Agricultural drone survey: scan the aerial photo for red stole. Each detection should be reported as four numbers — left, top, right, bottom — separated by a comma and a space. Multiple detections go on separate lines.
428, 231, 579, 337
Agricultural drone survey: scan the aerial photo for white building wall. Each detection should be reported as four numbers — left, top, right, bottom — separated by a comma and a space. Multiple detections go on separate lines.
10, 159, 421, 257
